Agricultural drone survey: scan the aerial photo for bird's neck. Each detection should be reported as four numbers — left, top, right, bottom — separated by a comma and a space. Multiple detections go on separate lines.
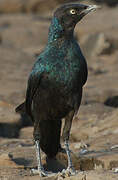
48, 17, 74, 44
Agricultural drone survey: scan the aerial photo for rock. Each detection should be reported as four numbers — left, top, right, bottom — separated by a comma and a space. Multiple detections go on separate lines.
0, 100, 21, 138
25, 0, 59, 14
0, 153, 23, 168
93, 0, 118, 7
0, 0, 24, 14
82, 74, 118, 105
71, 106, 118, 170
2, 16, 49, 49
19, 127, 33, 139
0, 0, 73, 14
0, 0, 117, 15
15, 170, 118, 180
23, 46, 44, 57
80, 33, 111, 58
104, 96, 118, 108
0, 34, 2, 44
71, 103, 114, 142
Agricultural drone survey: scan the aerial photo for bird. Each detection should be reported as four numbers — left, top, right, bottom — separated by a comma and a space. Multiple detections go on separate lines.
16, 3, 99, 177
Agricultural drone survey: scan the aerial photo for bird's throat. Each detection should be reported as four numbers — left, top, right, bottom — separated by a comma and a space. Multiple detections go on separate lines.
48, 17, 63, 43
48, 17, 74, 43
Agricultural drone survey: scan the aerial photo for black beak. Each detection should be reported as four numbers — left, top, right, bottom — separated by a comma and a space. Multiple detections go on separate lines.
83, 4, 101, 15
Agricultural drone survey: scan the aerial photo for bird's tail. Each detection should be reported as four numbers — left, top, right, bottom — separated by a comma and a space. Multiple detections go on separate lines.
15, 102, 25, 113
39, 120, 62, 158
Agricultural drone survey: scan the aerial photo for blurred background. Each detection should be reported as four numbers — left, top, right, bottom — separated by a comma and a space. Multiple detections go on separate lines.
0, 0, 118, 179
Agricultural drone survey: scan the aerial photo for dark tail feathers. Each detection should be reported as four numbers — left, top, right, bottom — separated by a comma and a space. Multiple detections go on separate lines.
39, 120, 62, 158
15, 102, 25, 113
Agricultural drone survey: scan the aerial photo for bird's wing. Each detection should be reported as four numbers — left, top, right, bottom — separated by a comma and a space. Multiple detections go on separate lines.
15, 71, 42, 116
25, 70, 43, 118
15, 71, 42, 115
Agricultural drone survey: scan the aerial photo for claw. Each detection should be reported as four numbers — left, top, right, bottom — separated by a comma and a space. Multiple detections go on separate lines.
67, 167, 77, 175
62, 166, 78, 176
31, 168, 56, 177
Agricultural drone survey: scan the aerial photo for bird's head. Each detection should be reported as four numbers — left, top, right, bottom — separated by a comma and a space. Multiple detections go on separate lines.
55, 3, 99, 29
48, 3, 100, 42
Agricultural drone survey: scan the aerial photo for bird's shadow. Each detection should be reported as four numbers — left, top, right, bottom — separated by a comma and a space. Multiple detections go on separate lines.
43, 156, 66, 173
11, 156, 33, 167
11, 149, 67, 173
43, 147, 67, 172
13, 157, 66, 173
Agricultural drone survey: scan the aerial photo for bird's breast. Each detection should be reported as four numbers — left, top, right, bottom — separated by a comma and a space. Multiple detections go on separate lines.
40, 39, 88, 90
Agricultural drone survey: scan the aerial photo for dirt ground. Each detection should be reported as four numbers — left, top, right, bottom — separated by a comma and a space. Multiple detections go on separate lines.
0, 1, 118, 180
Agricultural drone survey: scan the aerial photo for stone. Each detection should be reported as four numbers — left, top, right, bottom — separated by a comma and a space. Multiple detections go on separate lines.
0, 0, 117, 15
0, 34, 2, 43
0, 0, 74, 14
104, 96, 118, 108
0, 153, 24, 169
80, 33, 111, 58
0, 0, 24, 13
0, 100, 21, 138
2, 20, 49, 49
25, 0, 59, 14
19, 127, 33, 139
93, 0, 118, 7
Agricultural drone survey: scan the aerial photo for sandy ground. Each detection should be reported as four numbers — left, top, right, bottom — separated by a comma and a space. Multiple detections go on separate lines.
0, 3, 118, 180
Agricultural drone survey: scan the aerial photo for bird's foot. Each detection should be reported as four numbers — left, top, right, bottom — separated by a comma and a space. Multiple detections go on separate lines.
31, 168, 56, 177
62, 166, 78, 177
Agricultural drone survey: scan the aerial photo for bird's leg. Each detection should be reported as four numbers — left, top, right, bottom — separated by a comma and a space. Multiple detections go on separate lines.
35, 140, 46, 176
31, 139, 45, 176
64, 139, 75, 174
62, 110, 77, 175
31, 122, 54, 177
31, 140, 55, 177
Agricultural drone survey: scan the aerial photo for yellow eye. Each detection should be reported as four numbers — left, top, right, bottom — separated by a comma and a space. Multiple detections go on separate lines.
70, 9, 76, 15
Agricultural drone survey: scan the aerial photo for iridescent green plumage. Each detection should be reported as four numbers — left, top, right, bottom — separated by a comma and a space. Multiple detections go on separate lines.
16, 3, 98, 176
